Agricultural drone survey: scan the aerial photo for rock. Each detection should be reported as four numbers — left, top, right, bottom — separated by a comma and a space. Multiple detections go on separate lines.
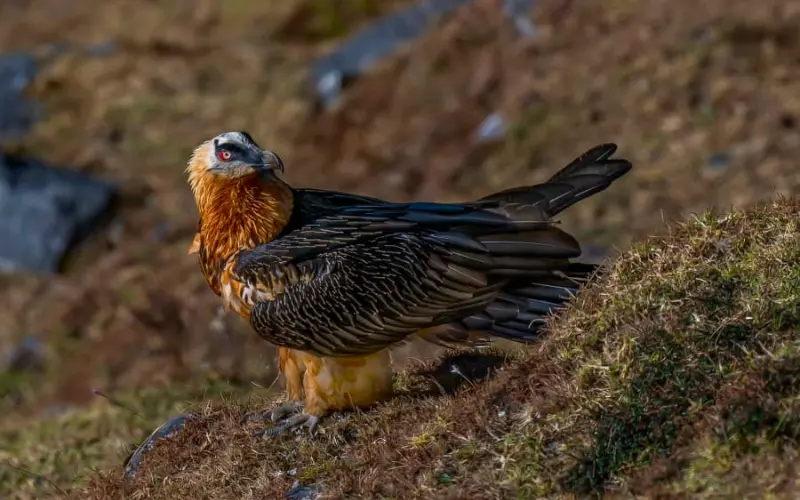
0, 154, 117, 274
706, 152, 732, 172
5, 335, 44, 373
0, 52, 40, 142
475, 112, 507, 143
310, 0, 474, 108
85, 41, 117, 57
504, 0, 537, 37
285, 481, 323, 500
124, 413, 198, 480
310, 0, 539, 107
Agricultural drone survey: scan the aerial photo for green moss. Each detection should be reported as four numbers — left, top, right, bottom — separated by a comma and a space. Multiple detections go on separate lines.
541, 201, 800, 494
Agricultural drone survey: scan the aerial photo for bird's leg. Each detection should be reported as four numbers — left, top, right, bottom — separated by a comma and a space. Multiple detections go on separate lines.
255, 350, 394, 439
244, 400, 304, 424
255, 362, 326, 437
269, 400, 304, 421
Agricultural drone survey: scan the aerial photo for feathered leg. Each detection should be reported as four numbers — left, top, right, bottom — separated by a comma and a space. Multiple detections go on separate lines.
254, 349, 393, 438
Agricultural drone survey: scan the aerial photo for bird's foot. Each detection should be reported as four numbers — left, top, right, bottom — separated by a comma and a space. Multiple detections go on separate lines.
245, 401, 320, 438
244, 400, 303, 423
256, 412, 319, 437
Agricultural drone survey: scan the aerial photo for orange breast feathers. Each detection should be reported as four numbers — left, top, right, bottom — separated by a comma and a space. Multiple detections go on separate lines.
186, 140, 293, 299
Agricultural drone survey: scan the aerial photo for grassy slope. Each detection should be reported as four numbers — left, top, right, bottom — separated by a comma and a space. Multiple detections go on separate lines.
0, 378, 259, 499
69, 198, 800, 499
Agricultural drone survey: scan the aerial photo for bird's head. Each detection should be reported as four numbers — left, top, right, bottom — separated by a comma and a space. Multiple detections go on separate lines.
186, 131, 294, 249
188, 132, 283, 179
187, 131, 284, 183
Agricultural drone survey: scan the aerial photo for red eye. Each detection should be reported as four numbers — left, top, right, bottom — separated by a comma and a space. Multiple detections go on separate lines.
218, 149, 232, 161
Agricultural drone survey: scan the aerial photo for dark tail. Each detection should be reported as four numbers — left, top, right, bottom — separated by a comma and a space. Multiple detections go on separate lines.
462, 143, 631, 278
422, 145, 629, 348
480, 143, 632, 219
470, 144, 628, 343
418, 144, 629, 349
460, 261, 598, 342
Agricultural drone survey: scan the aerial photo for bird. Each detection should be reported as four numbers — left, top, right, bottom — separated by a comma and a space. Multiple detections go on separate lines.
185, 131, 632, 436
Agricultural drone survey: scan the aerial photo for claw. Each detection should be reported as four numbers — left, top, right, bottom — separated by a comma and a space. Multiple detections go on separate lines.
255, 413, 319, 438
244, 401, 320, 437
270, 401, 304, 422
243, 400, 302, 424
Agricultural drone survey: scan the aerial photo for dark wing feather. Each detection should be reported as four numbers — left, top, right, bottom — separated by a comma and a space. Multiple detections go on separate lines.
237, 225, 580, 357
239, 198, 550, 265
280, 188, 386, 231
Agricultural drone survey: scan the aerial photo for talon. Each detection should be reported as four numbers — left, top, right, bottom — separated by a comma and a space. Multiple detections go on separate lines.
255, 413, 319, 438
242, 401, 303, 424
271, 401, 304, 422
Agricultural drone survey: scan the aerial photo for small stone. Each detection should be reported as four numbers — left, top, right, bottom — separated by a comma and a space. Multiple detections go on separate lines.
86, 41, 116, 57
124, 413, 197, 479
285, 481, 323, 500
504, 0, 537, 37
0, 51, 39, 141
475, 113, 507, 143
5, 335, 45, 373
706, 152, 732, 172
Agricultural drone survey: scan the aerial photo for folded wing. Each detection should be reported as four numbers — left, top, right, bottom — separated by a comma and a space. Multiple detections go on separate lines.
229, 143, 631, 357
231, 203, 582, 356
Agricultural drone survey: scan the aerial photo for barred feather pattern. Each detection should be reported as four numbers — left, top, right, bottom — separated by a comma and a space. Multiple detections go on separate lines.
221, 143, 633, 357
235, 220, 594, 357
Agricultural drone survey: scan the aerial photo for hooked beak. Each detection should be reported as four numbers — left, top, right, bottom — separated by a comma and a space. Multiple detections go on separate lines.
257, 149, 285, 174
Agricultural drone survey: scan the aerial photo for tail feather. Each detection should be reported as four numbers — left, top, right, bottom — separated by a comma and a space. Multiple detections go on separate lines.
545, 143, 624, 183
440, 261, 598, 345
476, 228, 581, 257
416, 144, 628, 349
480, 143, 632, 219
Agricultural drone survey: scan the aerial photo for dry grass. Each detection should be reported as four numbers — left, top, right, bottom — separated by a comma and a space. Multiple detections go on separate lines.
0, 376, 258, 500
69, 198, 800, 499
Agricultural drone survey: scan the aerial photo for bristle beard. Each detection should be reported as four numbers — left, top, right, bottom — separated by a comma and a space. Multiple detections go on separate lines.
186, 140, 213, 197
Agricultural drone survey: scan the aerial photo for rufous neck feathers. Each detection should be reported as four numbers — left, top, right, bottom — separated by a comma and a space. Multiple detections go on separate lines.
187, 141, 294, 276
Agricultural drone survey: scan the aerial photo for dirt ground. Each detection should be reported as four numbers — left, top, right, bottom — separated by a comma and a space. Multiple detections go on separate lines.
1, 0, 799, 484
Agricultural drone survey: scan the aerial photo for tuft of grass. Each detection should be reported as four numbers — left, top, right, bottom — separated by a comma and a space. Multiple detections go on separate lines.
70, 198, 800, 499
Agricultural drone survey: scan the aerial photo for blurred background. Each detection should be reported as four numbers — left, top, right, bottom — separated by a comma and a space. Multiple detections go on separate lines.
0, 0, 798, 495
